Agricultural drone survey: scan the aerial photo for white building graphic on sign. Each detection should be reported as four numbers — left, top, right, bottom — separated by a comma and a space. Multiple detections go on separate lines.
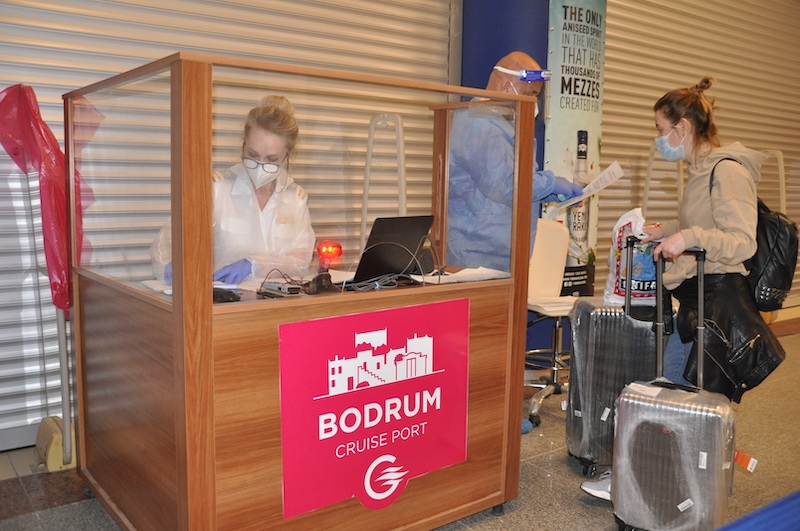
327, 329, 434, 396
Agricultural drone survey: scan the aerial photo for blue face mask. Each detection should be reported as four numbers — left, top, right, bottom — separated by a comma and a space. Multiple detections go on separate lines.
655, 127, 686, 161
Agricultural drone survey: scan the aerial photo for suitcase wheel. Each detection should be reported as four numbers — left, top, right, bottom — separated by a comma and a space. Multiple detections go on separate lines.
574, 456, 597, 477
614, 514, 644, 531
581, 463, 597, 478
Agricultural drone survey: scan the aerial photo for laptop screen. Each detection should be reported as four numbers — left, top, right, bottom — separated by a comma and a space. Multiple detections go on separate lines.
351, 215, 434, 283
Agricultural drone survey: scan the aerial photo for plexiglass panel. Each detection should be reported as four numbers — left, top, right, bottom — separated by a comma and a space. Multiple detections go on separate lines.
70, 69, 172, 282
209, 65, 518, 280
67, 57, 524, 290
444, 100, 517, 273
211, 66, 437, 270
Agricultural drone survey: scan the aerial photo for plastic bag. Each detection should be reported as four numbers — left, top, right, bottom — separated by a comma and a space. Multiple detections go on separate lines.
603, 208, 657, 306
0, 84, 96, 312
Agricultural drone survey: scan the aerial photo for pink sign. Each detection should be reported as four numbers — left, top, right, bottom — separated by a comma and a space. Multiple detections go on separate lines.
279, 298, 469, 519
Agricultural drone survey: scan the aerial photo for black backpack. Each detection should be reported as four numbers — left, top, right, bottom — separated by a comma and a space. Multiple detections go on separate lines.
711, 159, 798, 311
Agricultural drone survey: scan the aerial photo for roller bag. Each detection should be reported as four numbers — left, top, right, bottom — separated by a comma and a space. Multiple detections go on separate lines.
612, 248, 735, 531
566, 237, 658, 477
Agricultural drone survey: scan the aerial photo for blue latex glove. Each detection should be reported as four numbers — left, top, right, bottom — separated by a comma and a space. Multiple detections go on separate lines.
546, 176, 584, 203
213, 259, 252, 285
164, 262, 172, 285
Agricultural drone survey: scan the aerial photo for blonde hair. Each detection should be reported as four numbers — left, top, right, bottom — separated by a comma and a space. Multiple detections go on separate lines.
243, 95, 299, 153
654, 77, 720, 151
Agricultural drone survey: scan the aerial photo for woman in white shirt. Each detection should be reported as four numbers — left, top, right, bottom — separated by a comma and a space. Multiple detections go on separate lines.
151, 95, 316, 284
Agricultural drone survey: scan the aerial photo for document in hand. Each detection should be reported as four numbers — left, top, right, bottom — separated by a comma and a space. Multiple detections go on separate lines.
557, 161, 624, 209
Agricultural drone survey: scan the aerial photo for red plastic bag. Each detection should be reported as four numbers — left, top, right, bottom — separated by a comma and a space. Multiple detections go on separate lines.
0, 84, 95, 312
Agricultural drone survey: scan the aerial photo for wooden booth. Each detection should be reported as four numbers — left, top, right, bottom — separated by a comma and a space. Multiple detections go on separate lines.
64, 52, 538, 530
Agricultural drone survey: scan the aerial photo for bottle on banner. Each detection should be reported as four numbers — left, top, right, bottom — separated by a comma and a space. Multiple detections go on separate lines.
566, 130, 591, 268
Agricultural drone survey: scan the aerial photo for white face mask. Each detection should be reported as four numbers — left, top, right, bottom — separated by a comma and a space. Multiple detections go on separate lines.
242, 152, 289, 189
245, 164, 287, 190
508, 83, 540, 118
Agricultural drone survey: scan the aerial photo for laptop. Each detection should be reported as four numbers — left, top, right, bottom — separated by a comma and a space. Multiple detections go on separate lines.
350, 215, 435, 283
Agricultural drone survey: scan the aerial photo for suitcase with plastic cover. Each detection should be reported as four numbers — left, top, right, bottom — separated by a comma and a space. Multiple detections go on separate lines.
566, 237, 658, 477
612, 246, 735, 531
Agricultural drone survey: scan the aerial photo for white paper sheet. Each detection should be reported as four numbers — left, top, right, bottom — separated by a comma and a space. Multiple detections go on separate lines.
556, 160, 624, 209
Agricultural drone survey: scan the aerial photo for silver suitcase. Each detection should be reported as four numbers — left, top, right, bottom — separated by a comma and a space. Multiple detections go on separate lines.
567, 298, 656, 476
567, 236, 658, 476
612, 245, 735, 531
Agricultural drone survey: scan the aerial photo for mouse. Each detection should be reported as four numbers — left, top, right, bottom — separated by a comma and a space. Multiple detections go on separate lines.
213, 287, 241, 303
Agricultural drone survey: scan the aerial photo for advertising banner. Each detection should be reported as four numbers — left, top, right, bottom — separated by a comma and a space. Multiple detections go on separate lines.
543, 0, 606, 295
279, 299, 470, 518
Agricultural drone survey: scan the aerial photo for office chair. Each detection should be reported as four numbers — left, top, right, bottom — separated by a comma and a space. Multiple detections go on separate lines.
524, 219, 578, 426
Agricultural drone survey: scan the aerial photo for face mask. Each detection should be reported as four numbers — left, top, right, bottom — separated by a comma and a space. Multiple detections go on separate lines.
655, 127, 686, 161
245, 164, 286, 189
508, 83, 540, 118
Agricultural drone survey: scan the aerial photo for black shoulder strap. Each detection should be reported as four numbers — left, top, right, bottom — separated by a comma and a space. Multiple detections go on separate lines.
708, 157, 740, 194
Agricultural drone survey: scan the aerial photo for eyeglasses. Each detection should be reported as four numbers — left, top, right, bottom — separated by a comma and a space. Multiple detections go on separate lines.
241, 157, 280, 173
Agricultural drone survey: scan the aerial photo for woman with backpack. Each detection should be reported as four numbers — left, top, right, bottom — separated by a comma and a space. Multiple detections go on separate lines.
581, 77, 786, 501
639, 77, 784, 402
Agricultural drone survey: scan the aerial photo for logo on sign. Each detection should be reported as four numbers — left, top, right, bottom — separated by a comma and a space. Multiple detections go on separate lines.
364, 454, 408, 501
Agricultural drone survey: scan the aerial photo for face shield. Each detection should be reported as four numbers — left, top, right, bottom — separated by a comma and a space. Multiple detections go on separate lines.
493, 65, 550, 121
492, 65, 552, 82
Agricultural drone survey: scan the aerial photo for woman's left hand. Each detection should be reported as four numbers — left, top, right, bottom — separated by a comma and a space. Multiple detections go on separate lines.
213, 259, 252, 284
639, 223, 663, 243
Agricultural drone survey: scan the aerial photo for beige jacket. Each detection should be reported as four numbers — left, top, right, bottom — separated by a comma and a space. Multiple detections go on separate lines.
660, 142, 766, 290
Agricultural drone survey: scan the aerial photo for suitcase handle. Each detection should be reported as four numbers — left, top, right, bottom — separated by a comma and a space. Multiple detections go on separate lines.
626, 236, 707, 385
623, 237, 705, 313
651, 379, 700, 394
655, 244, 707, 388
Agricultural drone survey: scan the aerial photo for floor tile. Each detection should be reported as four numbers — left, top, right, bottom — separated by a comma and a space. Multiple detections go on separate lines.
0, 511, 43, 531
0, 454, 16, 481
20, 470, 93, 512
0, 477, 34, 520
36, 499, 120, 531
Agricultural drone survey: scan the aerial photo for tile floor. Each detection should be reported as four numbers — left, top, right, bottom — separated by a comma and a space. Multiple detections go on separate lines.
0, 447, 118, 530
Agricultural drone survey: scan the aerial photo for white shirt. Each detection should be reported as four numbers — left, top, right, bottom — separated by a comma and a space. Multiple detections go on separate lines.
151, 163, 316, 282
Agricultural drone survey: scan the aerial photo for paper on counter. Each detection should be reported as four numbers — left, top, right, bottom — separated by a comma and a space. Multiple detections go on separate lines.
557, 160, 624, 209
142, 279, 172, 295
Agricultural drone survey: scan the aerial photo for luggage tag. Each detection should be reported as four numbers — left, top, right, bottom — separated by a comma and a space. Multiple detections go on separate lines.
734, 449, 758, 472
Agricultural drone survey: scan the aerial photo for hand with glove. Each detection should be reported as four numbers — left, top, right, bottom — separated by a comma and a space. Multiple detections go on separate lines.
164, 262, 173, 284
545, 176, 584, 203
213, 258, 252, 285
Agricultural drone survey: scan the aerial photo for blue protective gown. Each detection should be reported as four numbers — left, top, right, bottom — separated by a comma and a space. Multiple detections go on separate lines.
446, 104, 559, 271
